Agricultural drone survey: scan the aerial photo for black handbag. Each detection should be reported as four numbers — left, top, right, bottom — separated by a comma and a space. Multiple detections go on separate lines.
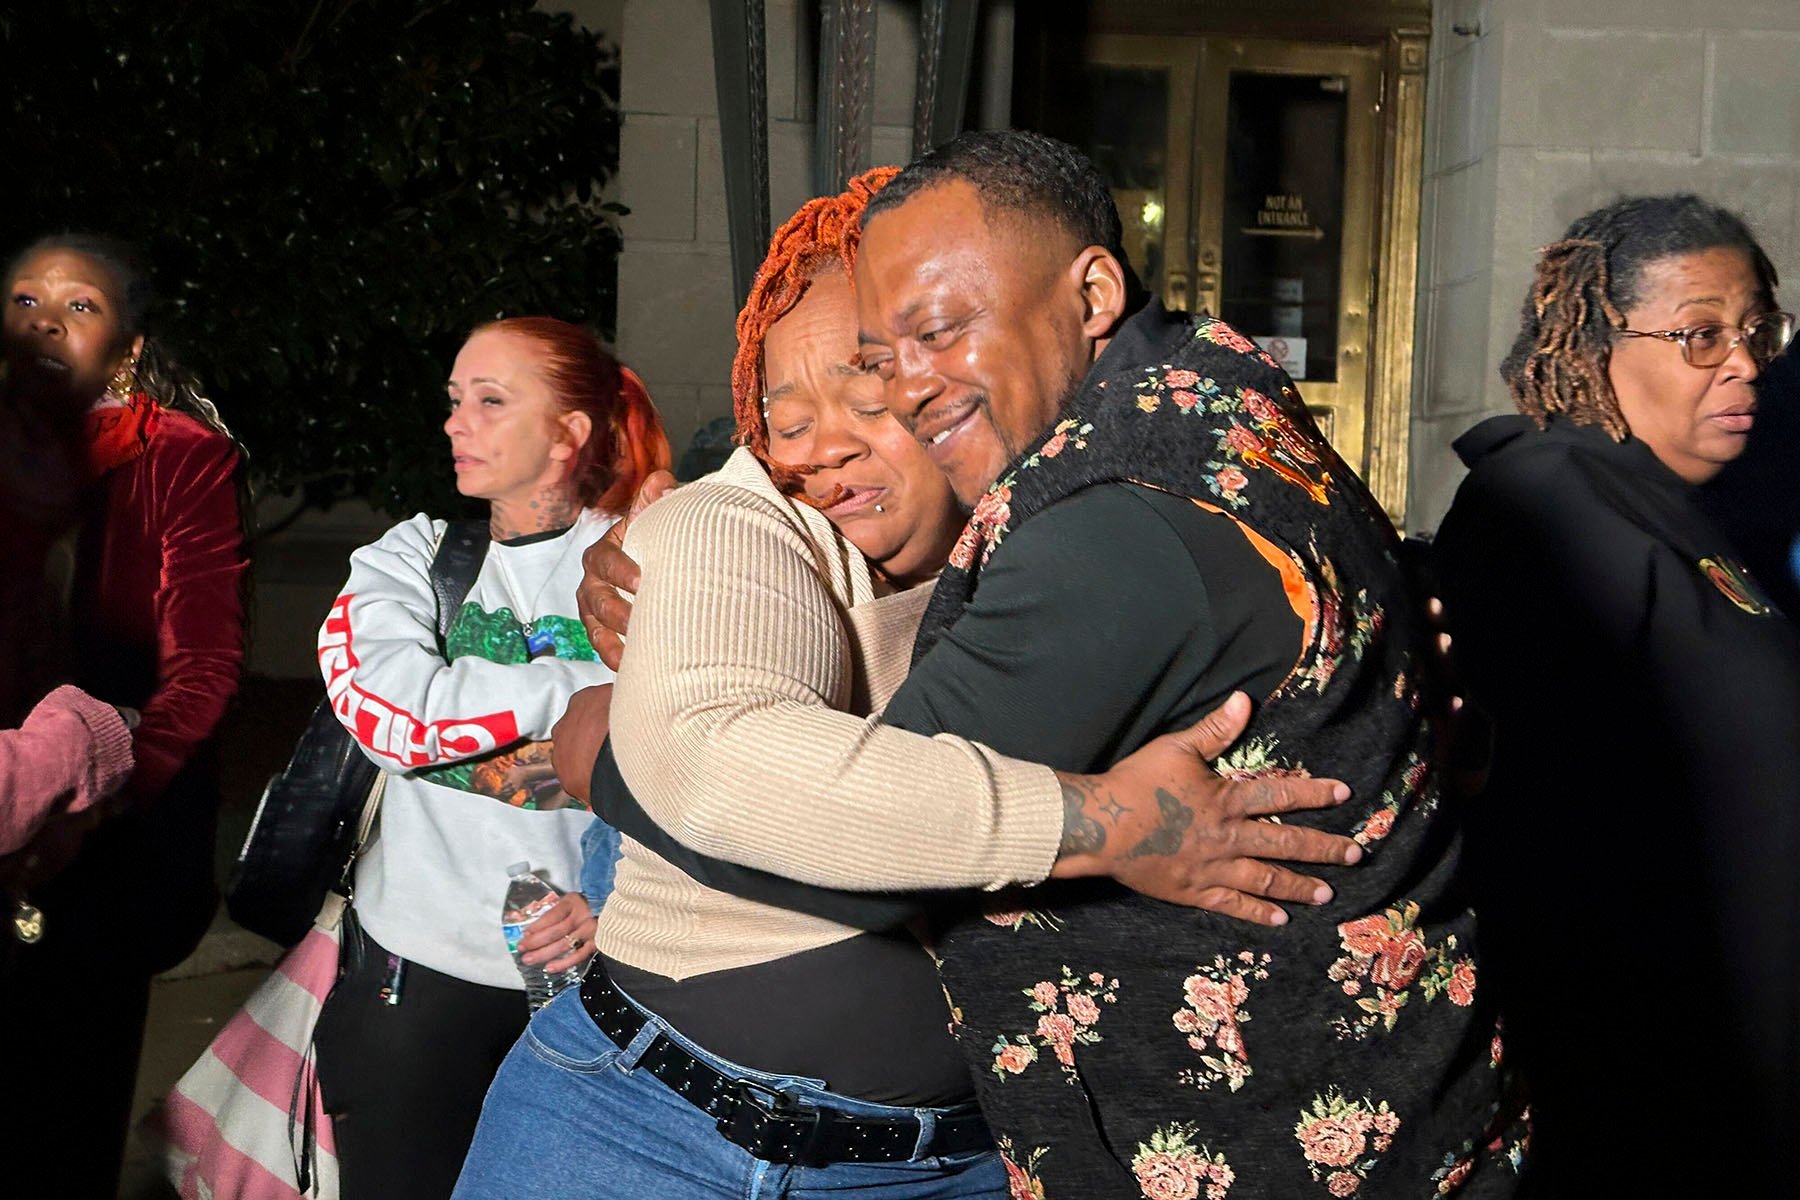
226, 520, 490, 946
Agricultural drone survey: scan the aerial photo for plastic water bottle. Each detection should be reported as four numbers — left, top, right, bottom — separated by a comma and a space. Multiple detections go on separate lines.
501, 862, 585, 1011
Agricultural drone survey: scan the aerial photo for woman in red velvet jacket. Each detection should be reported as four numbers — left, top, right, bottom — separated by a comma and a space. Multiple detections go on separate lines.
0, 234, 248, 1198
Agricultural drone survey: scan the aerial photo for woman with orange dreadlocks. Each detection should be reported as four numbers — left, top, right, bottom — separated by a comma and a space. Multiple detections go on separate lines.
453, 171, 1353, 1200
1434, 195, 1800, 1192
453, 168, 1014, 1200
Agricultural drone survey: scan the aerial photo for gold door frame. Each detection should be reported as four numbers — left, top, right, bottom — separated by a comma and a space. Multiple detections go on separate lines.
1044, 17, 1428, 525
1080, 37, 1200, 315
1365, 31, 1428, 528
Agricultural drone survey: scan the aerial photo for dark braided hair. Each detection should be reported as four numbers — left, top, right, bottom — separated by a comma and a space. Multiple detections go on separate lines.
1502, 195, 1778, 440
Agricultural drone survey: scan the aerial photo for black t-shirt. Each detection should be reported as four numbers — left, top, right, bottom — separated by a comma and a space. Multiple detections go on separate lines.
605, 932, 970, 1106
593, 482, 1298, 1101
882, 482, 1300, 768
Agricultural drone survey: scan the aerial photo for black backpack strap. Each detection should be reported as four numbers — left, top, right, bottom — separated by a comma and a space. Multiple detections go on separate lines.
229, 517, 495, 948
429, 519, 490, 645
590, 739, 942, 931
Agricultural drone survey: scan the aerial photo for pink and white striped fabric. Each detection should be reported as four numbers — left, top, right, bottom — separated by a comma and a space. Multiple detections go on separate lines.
160, 924, 342, 1200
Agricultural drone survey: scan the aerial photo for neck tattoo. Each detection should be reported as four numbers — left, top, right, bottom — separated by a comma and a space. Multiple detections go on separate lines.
490, 486, 578, 542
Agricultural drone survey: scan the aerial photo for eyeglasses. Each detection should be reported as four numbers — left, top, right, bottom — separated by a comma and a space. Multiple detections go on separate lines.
1616, 310, 1796, 369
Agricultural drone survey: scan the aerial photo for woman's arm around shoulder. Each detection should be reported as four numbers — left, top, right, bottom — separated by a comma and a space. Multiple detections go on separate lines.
609, 478, 1064, 893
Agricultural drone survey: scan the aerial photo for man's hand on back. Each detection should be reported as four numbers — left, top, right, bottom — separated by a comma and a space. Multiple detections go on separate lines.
550, 684, 615, 806
577, 469, 673, 669
1049, 692, 1361, 926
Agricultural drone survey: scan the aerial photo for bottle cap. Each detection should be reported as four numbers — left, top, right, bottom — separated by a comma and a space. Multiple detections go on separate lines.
507, 861, 531, 876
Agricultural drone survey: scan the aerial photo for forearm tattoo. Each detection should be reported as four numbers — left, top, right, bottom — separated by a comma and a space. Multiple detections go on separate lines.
1059, 778, 1108, 857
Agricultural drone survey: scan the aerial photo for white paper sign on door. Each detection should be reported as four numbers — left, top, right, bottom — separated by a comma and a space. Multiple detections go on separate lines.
1253, 335, 1308, 379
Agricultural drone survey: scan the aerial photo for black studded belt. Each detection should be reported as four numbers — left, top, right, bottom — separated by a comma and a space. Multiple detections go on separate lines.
579, 964, 994, 1167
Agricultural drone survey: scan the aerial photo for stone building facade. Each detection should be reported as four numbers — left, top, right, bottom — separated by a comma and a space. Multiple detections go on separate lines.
610, 0, 1800, 531
247, 0, 1800, 674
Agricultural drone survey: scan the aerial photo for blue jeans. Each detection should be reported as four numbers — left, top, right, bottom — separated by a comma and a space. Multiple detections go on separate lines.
453, 982, 1007, 1200
577, 817, 621, 909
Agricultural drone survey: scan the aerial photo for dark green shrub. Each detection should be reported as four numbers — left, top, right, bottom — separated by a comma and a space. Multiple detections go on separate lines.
3, 0, 622, 519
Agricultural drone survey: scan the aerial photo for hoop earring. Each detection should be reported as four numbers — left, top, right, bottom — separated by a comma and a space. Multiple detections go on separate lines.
104, 357, 139, 405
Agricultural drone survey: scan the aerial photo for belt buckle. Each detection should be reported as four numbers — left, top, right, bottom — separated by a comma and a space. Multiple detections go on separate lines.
716, 1077, 827, 1166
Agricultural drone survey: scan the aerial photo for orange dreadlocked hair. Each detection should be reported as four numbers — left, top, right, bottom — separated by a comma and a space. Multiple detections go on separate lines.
731, 166, 900, 492
1500, 195, 1778, 442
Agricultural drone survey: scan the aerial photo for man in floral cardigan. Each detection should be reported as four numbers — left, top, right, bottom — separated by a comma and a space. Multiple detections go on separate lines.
832, 131, 1524, 1198
579, 132, 1525, 1197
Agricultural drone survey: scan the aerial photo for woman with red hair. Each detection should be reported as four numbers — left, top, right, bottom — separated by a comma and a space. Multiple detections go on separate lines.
313, 316, 669, 1199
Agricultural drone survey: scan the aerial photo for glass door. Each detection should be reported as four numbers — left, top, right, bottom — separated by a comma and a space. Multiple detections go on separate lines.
1036, 34, 1388, 488
1193, 38, 1383, 464
1054, 36, 1198, 314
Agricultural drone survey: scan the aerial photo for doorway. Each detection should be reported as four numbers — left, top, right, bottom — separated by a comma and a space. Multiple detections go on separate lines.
1018, 12, 1428, 524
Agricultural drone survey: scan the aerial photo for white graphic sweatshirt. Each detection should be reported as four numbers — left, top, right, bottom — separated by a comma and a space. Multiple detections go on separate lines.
317, 508, 616, 988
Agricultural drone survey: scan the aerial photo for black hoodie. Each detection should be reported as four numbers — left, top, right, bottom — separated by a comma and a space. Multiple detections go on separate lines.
1435, 414, 1800, 1193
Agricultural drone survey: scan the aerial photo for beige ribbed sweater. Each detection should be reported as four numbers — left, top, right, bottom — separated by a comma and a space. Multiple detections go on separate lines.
595, 449, 1063, 979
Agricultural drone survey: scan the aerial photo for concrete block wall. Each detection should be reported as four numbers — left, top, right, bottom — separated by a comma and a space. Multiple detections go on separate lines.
613, 0, 929, 459
1408, 0, 1800, 531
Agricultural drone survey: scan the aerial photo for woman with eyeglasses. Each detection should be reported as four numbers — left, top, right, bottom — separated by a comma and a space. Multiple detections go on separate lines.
1433, 194, 1799, 1193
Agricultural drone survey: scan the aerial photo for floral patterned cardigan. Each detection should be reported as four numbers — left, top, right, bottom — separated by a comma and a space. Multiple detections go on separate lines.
879, 302, 1528, 1199
592, 302, 1529, 1197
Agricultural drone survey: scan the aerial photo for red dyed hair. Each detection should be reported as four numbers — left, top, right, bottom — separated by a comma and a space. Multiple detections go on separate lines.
731, 167, 900, 491
474, 317, 672, 515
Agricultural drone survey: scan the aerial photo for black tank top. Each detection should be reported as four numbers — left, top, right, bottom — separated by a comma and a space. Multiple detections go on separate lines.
604, 929, 974, 1106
